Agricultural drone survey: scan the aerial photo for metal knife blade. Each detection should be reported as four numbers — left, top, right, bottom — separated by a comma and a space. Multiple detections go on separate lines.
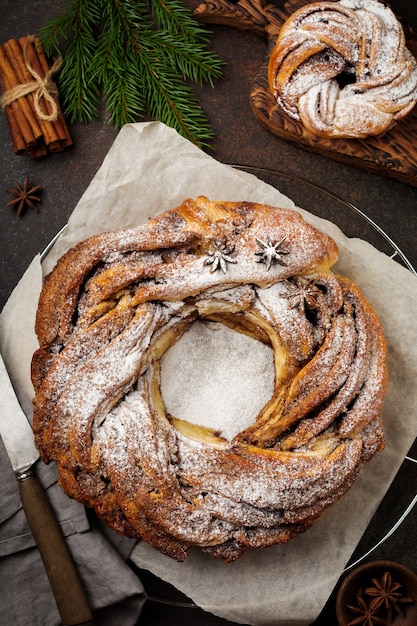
0, 350, 39, 474
0, 350, 94, 625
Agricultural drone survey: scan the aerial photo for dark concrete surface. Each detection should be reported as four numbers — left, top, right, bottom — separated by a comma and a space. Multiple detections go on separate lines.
0, 1, 416, 625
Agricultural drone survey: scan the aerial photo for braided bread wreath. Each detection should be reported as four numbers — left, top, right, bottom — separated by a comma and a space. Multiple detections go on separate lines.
268, 0, 417, 138
31, 196, 388, 562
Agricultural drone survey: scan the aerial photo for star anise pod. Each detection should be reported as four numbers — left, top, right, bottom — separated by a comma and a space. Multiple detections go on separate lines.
204, 240, 237, 273
254, 236, 289, 271
346, 589, 386, 626
282, 276, 322, 312
6, 176, 42, 216
365, 571, 414, 620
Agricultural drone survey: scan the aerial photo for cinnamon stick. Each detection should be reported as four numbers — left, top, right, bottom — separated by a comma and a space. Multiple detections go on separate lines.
0, 43, 38, 150
0, 51, 27, 154
12, 36, 61, 151
19, 38, 62, 152
31, 37, 73, 149
31, 141, 49, 159
3, 104, 27, 154
3, 39, 45, 141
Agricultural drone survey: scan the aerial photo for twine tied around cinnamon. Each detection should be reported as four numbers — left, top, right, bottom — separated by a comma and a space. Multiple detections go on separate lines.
0, 35, 62, 122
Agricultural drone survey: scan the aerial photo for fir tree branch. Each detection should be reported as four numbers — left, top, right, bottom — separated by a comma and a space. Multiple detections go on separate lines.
38, 0, 225, 147
39, 0, 103, 123
150, 0, 213, 43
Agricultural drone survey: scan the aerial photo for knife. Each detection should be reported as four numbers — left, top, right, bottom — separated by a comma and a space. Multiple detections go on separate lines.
0, 351, 94, 626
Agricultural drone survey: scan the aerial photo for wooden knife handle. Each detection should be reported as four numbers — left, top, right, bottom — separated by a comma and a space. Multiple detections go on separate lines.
18, 470, 95, 626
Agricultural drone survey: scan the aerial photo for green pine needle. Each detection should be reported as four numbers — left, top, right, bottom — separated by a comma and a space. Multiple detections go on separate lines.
38, 0, 225, 147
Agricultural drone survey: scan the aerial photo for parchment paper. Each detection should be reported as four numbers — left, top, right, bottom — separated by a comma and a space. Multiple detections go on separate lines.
1, 121, 417, 626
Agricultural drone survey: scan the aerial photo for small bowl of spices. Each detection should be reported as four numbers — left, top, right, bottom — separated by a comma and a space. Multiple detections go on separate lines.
336, 560, 417, 625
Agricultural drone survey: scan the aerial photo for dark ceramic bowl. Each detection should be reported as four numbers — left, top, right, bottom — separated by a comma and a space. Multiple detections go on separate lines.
336, 560, 417, 625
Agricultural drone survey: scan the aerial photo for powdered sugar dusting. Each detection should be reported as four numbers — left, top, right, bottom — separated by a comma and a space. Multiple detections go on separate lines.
160, 320, 275, 440
270, 0, 417, 137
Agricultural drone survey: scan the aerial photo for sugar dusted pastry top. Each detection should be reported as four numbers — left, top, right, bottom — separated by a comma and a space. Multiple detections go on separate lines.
31, 196, 387, 562
268, 0, 417, 138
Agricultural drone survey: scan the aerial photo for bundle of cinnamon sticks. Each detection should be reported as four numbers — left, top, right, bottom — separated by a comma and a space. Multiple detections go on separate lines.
0, 35, 72, 158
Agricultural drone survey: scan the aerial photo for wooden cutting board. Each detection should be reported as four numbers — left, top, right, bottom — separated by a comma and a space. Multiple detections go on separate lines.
194, 0, 417, 187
